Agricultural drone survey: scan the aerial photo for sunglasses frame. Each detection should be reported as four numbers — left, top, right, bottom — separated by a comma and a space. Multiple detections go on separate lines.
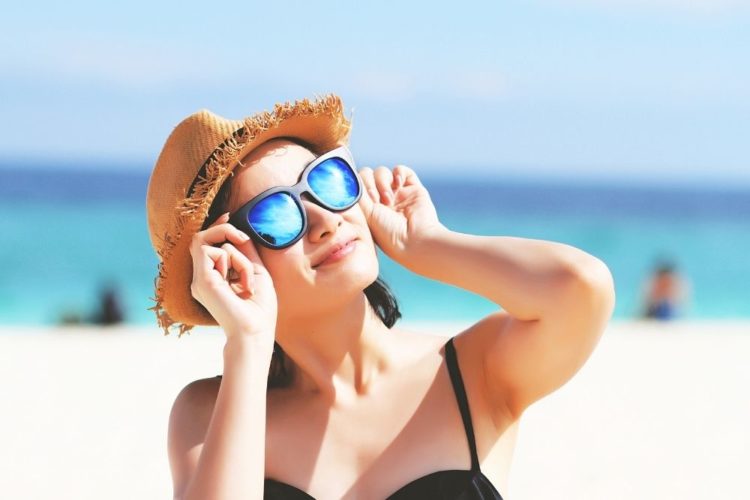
228, 145, 362, 249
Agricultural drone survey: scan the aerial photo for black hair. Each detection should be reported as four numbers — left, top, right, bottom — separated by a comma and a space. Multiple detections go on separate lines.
202, 137, 401, 388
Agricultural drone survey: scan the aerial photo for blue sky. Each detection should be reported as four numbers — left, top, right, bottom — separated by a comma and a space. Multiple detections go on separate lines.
1, 0, 748, 185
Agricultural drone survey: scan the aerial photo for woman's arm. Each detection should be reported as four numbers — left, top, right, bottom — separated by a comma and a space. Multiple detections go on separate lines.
357, 165, 615, 420
403, 228, 612, 321
169, 212, 279, 499
169, 336, 274, 500
404, 228, 615, 419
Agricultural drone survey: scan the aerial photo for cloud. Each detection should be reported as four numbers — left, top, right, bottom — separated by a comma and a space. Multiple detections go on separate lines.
1, 31, 514, 105
0, 35, 238, 90
455, 71, 510, 101
350, 71, 418, 102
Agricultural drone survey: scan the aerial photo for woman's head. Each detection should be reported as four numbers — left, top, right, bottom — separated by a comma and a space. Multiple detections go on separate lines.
146, 95, 402, 387
146, 95, 354, 333
203, 137, 402, 388
207, 137, 380, 320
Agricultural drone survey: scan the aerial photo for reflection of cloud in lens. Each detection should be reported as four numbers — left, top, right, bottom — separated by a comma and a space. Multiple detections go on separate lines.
250, 193, 303, 246
309, 159, 359, 209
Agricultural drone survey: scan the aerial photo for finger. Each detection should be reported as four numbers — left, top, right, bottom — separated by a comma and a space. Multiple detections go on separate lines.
373, 166, 395, 205
193, 245, 229, 281
221, 242, 255, 295
193, 222, 250, 248
233, 233, 266, 268
391, 165, 410, 189
357, 167, 380, 204
391, 165, 412, 204
391, 165, 422, 188
356, 168, 376, 218
229, 281, 252, 300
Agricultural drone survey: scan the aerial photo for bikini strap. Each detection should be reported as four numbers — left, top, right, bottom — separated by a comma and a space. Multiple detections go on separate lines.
444, 336, 480, 472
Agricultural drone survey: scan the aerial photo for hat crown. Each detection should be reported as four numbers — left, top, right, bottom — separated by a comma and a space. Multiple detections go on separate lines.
144, 95, 351, 333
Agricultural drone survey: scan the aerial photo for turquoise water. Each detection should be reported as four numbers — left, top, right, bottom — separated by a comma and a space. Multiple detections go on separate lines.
1, 168, 748, 325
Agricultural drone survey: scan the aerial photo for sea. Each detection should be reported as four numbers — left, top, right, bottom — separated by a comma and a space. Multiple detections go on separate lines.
1, 166, 749, 327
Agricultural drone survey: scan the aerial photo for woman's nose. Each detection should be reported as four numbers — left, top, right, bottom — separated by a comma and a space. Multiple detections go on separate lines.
302, 198, 344, 241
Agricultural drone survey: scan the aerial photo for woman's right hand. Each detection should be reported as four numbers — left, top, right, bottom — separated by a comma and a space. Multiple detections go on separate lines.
189, 212, 278, 342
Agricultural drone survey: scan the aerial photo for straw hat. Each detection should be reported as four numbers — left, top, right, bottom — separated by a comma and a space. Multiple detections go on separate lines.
146, 94, 351, 336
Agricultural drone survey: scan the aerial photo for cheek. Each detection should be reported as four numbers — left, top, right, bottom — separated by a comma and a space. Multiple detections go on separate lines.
347, 206, 373, 240
256, 209, 378, 303
259, 249, 313, 293
259, 249, 289, 275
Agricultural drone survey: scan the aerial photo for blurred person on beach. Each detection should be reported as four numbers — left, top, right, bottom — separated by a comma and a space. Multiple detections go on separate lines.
640, 258, 690, 321
56, 282, 124, 326
93, 282, 125, 325
146, 95, 615, 499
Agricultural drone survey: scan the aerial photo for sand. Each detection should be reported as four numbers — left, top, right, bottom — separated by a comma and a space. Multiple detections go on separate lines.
1, 320, 748, 500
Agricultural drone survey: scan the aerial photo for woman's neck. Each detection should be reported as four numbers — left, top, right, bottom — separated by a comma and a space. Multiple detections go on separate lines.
275, 293, 394, 405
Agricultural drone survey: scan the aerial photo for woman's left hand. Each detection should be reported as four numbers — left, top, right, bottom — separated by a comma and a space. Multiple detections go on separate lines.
357, 165, 446, 265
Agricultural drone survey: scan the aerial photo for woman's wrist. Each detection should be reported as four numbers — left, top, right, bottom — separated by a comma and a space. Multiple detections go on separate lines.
223, 333, 276, 366
402, 224, 452, 273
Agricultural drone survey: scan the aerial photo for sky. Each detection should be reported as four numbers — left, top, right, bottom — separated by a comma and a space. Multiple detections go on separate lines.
1, 0, 749, 186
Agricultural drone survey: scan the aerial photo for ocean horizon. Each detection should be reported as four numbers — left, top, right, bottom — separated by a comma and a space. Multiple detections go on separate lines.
2, 165, 748, 327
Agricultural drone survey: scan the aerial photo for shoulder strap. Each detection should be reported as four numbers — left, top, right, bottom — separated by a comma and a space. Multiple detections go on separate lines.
444, 336, 480, 472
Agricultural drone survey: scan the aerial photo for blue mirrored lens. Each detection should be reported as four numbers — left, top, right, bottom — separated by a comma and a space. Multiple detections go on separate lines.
308, 158, 359, 209
248, 192, 303, 247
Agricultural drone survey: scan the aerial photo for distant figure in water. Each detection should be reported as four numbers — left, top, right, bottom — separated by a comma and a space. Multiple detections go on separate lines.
641, 259, 690, 320
93, 283, 125, 325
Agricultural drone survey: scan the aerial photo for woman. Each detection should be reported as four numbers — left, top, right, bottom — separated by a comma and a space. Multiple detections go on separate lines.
146, 95, 615, 499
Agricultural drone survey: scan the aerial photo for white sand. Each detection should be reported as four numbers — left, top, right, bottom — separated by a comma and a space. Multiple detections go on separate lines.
1, 320, 748, 500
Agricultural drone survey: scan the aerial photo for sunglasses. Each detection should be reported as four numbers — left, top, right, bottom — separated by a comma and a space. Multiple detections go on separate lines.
228, 145, 362, 249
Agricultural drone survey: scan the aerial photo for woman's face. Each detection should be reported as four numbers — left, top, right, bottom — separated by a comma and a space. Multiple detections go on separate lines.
226, 139, 379, 319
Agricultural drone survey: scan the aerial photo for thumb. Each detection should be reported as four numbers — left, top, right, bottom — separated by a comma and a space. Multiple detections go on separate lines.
357, 181, 375, 219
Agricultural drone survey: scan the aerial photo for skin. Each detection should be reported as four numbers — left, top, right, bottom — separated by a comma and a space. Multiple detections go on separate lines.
168, 139, 616, 499
643, 269, 689, 317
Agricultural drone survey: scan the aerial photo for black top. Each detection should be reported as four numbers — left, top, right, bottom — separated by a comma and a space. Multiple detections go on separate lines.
227, 337, 505, 499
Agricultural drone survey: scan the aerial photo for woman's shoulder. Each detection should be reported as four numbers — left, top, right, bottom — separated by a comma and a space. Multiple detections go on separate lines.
166, 376, 225, 492
170, 377, 222, 429
176, 376, 223, 398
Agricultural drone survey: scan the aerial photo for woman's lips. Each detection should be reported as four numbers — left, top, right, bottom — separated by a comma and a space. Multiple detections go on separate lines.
315, 239, 357, 268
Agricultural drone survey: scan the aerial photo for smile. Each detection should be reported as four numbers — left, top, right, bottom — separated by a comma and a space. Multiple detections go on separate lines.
315, 240, 357, 268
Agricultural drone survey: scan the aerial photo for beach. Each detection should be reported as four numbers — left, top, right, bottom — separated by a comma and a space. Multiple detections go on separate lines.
1, 320, 748, 500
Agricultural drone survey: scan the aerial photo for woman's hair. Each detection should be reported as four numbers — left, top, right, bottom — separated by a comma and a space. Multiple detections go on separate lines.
202, 138, 402, 388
